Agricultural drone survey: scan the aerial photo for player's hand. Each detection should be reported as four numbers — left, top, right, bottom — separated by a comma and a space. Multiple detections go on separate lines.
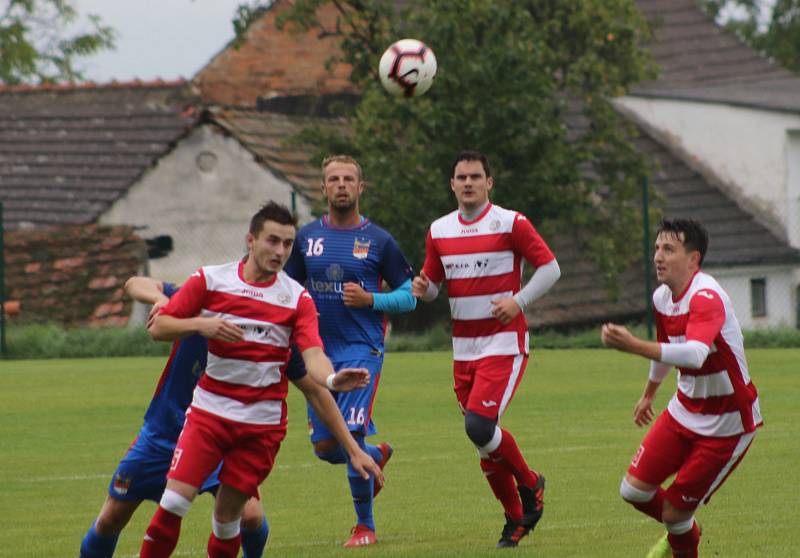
411, 271, 430, 298
601, 323, 634, 350
332, 367, 370, 392
342, 282, 373, 308
490, 297, 522, 324
633, 394, 655, 427
197, 318, 244, 342
349, 447, 385, 484
147, 297, 170, 329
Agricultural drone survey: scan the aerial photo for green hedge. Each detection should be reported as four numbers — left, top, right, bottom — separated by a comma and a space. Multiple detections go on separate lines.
1, 323, 798, 360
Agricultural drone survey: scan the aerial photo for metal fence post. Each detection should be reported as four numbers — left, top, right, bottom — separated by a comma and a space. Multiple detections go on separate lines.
642, 176, 654, 340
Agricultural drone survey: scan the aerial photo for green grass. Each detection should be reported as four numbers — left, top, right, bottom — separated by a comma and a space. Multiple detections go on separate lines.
0, 350, 797, 557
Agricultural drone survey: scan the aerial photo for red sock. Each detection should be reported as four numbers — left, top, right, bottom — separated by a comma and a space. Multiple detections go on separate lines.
488, 428, 539, 488
667, 521, 700, 558
480, 458, 523, 521
140, 506, 182, 558
207, 532, 241, 558
632, 487, 666, 522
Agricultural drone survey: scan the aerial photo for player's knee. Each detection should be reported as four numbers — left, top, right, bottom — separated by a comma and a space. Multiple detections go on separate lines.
313, 440, 347, 464
464, 412, 496, 448
240, 497, 264, 530
95, 497, 138, 535
619, 477, 656, 504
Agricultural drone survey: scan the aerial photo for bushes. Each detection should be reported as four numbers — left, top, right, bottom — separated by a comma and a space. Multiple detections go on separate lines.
1, 323, 798, 360
3, 324, 171, 360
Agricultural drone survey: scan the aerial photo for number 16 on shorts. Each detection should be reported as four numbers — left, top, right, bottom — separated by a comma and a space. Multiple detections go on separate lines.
346, 406, 366, 426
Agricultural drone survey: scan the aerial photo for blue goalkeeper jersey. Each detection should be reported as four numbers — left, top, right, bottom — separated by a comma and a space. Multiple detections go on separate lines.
285, 215, 414, 361
139, 283, 207, 453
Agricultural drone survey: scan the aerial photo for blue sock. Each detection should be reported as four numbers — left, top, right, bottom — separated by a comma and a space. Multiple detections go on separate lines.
315, 445, 347, 465
363, 442, 383, 464
241, 514, 269, 558
79, 521, 119, 558
346, 435, 375, 531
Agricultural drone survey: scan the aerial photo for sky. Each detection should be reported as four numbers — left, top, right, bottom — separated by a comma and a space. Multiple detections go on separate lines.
71, 0, 247, 83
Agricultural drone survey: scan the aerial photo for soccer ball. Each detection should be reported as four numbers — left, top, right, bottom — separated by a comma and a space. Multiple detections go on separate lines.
378, 38, 437, 97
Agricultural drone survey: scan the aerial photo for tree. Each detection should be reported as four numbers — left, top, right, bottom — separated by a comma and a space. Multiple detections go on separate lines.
700, 0, 800, 73
237, 1, 655, 308
0, 0, 115, 85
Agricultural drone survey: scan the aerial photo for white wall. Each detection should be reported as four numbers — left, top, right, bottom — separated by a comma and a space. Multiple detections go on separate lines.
100, 125, 314, 284
616, 96, 800, 240
711, 266, 798, 329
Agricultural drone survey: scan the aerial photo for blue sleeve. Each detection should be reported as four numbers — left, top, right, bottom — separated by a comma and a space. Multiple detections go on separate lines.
162, 282, 178, 298
284, 234, 307, 283
380, 235, 414, 289
372, 278, 416, 313
285, 345, 308, 381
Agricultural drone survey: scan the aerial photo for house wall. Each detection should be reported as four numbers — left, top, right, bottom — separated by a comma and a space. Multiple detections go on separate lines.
711, 265, 798, 329
616, 96, 800, 244
100, 125, 313, 285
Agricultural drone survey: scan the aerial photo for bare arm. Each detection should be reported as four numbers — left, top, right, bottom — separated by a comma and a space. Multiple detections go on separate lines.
301, 346, 370, 392
292, 371, 383, 483
124, 276, 168, 305
148, 313, 244, 343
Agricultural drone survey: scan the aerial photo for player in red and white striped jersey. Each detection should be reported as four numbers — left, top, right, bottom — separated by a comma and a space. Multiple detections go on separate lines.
139, 202, 383, 558
412, 151, 561, 548
601, 218, 762, 558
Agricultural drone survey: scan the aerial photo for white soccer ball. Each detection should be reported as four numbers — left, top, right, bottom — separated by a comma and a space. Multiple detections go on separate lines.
378, 38, 437, 97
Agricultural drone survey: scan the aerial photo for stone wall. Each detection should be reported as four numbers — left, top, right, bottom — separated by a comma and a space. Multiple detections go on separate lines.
4, 225, 146, 326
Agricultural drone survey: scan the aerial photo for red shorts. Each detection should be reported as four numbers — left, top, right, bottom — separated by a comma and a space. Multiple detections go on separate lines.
627, 411, 756, 511
168, 407, 286, 498
453, 354, 528, 420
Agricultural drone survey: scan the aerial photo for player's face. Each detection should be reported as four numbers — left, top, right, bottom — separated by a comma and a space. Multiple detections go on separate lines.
451, 160, 493, 212
322, 161, 364, 212
654, 231, 700, 292
247, 220, 296, 279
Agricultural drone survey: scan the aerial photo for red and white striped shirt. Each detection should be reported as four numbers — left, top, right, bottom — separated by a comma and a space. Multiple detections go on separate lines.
654, 271, 762, 437
160, 260, 322, 427
422, 203, 555, 361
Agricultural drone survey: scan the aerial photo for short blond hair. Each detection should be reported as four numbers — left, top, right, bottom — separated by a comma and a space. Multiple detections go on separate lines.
321, 155, 363, 182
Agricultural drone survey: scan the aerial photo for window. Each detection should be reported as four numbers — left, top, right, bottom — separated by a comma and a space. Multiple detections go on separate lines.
750, 278, 767, 318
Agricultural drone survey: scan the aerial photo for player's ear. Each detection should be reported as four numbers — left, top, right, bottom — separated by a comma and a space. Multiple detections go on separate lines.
245, 232, 255, 251
487, 176, 494, 192
450, 177, 456, 193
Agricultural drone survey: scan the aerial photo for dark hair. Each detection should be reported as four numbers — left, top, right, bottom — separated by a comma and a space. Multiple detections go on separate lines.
451, 150, 492, 178
657, 218, 709, 266
249, 201, 297, 235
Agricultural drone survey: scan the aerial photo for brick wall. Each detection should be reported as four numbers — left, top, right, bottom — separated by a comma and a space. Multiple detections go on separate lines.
4, 225, 146, 326
194, 1, 355, 106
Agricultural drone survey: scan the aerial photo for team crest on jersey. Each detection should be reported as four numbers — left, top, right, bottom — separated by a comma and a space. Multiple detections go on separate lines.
277, 292, 291, 305
490, 220, 501, 231
352, 238, 371, 259
112, 473, 132, 495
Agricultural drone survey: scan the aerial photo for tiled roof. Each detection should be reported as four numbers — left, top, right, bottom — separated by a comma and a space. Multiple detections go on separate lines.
528, 121, 800, 329
207, 106, 335, 202
633, 0, 800, 112
0, 80, 198, 228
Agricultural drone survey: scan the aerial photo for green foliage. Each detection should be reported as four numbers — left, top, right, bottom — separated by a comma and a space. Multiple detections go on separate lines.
2, 350, 799, 556
273, 0, 656, 285
700, 0, 800, 73
4, 324, 171, 359
0, 0, 115, 85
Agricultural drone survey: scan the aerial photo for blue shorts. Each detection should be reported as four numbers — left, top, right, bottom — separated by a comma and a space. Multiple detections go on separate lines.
107, 432, 221, 502
308, 359, 381, 443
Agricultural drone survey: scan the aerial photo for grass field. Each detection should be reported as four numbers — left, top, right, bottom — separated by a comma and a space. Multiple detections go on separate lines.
1, 349, 797, 557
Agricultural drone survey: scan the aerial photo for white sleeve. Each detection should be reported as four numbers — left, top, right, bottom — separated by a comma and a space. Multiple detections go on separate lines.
648, 360, 671, 383
659, 340, 710, 369
512, 259, 561, 310
422, 280, 440, 302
